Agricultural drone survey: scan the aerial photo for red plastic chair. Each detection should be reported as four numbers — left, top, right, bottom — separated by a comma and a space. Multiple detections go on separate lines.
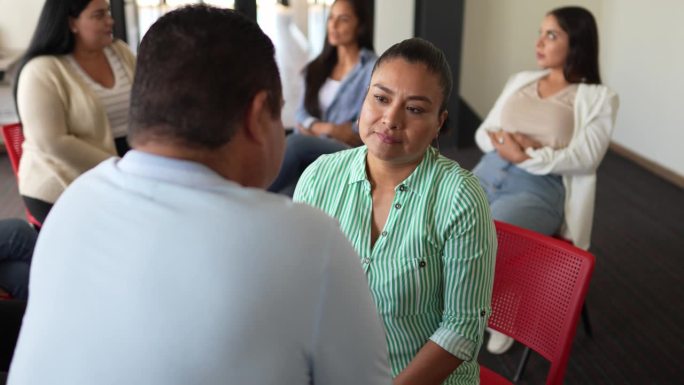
1, 123, 42, 229
480, 221, 595, 385
553, 234, 593, 339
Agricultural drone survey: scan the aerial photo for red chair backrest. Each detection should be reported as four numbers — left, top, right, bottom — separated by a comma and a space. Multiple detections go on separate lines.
1, 123, 42, 228
2, 123, 24, 174
489, 221, 595, 385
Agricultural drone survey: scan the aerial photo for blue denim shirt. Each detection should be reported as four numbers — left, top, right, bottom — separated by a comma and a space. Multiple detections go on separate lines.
296, 48, 377, 132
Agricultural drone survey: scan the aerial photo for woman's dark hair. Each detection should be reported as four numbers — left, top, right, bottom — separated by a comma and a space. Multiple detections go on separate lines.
549, 6, 601, 84
373, 38, 452, 114
13, 0, 93, 105
303, 0, 374, 118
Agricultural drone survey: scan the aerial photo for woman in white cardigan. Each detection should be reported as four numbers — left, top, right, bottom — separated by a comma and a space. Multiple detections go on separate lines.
472, 6, 619, 354
14, 0, 135, 224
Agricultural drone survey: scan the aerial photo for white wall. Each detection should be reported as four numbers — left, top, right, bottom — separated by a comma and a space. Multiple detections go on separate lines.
460, 0, 683, 177
0, 0, 43, 50
460, 0, 600, 118
600, 0, 684, 176
374, 0, 414, 55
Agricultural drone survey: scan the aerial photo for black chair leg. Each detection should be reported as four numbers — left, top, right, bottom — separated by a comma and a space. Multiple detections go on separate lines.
581, 302, 593, 337
513, 346, 531, 382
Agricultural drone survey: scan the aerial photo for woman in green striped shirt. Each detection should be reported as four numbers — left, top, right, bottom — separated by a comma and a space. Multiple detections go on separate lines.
294, 38, 496, 385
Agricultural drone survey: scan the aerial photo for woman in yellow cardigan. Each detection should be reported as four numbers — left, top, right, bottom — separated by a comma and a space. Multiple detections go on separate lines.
14, 0, 135, 224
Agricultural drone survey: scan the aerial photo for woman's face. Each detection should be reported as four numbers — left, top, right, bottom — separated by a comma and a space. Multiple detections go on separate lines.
359, 58, 447, 166
69, 0, 114, 51
535, 14, 569, 70
327, 0, 360, 48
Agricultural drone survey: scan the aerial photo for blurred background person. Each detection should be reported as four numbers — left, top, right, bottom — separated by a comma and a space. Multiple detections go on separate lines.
269, 0, 376, 195
14, 0, 135, 224
472, 6, 619, 354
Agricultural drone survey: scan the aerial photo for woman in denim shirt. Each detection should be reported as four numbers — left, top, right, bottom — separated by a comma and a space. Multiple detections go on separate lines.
269, 0, 376, 195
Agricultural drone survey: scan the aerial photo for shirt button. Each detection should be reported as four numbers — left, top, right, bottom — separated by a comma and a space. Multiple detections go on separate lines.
394, 203, 402, 210
363, 258, 371, 264
381, 231, 388, 237
480, 310, 487, 317
418, 260, 426, 268
399, 185, 406, 192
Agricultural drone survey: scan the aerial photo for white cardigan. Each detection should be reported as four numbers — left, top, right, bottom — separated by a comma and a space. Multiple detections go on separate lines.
475, 70, 619, 250
17, 40, 135, 203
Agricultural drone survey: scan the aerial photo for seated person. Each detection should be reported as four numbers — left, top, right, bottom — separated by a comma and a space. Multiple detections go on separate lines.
268, 0, 376, 195
295, 38, 496, 385
7, 6, 391, 385
0, 219, 36, 300
15, 0, 136, 223
471, 6, 619, 354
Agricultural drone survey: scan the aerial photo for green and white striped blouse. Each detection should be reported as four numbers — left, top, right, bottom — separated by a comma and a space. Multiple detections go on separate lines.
294, 146, 496, 384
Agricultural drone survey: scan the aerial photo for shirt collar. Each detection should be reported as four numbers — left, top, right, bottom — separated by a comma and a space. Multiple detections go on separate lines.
347, 146, 439, 196
116, 150, 238, 191
348, 146, 369, 184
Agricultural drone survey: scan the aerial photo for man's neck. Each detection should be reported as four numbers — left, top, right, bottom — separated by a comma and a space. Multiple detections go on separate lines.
132, 141, 260, 187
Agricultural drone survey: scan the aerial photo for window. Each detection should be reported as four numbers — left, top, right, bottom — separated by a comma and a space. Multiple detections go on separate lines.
131, 0, 236, 47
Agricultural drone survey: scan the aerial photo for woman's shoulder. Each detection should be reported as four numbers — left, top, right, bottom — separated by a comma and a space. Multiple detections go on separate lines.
578, 82, 617, 97
19, 55, 68, 83
109, 40, 136, 66
22, 55, 63, 73
110, 40, 133, 54
576, 82, 619, 110
296, 147, 364, 197
359, 48, 378, 66
433, 152, 478, 183
425, 153, 490, 213
431, 151, 484, 190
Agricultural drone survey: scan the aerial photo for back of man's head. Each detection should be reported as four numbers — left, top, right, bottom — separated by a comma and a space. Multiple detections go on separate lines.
129, 5, 282, 149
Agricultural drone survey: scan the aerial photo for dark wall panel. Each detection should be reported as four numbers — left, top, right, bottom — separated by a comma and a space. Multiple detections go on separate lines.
414, 0, 473, 147
111, 0, 127, 43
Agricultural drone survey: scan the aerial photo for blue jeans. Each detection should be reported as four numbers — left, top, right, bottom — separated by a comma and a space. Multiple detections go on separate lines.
473, 152, 565, 236
269, 134, 349, 196
0, 219, 37, 300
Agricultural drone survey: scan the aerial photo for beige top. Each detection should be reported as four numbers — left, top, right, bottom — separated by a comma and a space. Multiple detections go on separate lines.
500, 81, 578, 149
476, 70, 620, 250
67, 46, 133, 139
16, 40, 135, 203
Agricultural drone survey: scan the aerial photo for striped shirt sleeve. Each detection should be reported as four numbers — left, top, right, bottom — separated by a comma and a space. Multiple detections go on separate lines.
429, 175, 497, 362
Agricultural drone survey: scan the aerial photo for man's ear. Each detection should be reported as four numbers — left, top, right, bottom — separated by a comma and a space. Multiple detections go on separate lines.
243, 90, 271, 144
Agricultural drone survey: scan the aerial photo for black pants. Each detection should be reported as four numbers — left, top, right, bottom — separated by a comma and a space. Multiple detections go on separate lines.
0, 300, 26, 371
22, 196, 53, 226
21, 196, 52, 225
0, 219, 35, 300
